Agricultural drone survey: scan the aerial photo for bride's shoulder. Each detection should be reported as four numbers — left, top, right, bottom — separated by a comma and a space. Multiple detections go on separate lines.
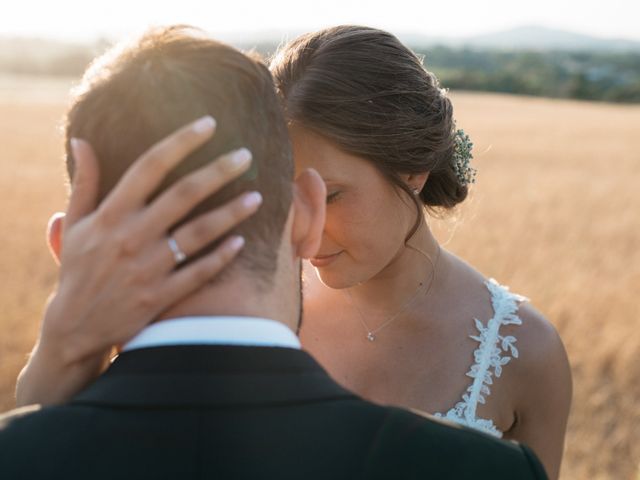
450, 256, 565, 367
502, 297, 573, 413
474, 277, 572, 433
478, 276, 568, 379
511, 301, 568, 375
448, 251, 572, 397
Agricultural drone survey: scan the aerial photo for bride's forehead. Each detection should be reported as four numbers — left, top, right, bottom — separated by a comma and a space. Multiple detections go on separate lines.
293, 151, 382, 186
288, 125, 387, 184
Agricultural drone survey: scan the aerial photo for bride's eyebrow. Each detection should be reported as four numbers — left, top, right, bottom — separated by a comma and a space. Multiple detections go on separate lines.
322, 177, 344, 186
323, 180, 345, 191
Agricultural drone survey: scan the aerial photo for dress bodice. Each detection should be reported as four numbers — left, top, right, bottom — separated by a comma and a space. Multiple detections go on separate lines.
433, 279, 527, 438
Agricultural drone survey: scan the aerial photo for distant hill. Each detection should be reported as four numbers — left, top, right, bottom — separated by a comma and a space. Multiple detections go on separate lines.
466, 26, 640, 52
402, 25, 640, 52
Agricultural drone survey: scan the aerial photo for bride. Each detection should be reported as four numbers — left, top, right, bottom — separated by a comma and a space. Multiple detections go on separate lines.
16, 25, 571, 479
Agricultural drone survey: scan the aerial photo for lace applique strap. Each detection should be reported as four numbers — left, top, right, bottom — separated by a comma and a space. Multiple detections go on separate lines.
434, 279, 527, 438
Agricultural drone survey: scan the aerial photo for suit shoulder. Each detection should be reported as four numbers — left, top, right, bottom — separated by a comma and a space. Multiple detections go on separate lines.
0, 404, 45, 469
0, 404, 42, 426
365, 407, 548, 480
0, 403, 100, 473
0, 403, 93, 443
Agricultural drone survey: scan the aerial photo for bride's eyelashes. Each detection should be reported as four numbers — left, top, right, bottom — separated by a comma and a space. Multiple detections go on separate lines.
326, 191, 341, 204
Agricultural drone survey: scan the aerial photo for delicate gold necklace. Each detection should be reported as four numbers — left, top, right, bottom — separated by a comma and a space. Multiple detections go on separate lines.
345, 246, 441, 342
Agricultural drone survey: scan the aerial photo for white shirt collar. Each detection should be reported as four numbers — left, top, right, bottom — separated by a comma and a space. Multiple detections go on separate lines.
122, 316, 301, 352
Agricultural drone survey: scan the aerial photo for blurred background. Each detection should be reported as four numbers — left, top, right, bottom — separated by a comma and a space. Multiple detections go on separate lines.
0, 1, 638, 479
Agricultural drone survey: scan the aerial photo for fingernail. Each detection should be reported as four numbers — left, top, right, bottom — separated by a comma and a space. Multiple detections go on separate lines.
228, 236, 245, 250
225, 148, 252, 171
193, 115, 216, 134
243, 191, 263, 209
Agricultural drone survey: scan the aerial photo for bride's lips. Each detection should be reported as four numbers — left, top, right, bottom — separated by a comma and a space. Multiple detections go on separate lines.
309, 251, 343, 267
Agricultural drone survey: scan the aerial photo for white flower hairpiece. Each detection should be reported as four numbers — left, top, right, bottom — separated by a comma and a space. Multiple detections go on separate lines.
452, 129, 476, 186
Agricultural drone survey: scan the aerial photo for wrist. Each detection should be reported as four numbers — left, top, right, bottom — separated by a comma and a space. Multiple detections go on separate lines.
38, 291, 104, 367
16, 340, 112, 407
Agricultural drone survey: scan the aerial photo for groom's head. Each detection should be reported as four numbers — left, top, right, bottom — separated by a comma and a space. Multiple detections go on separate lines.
58, 26, 325, 319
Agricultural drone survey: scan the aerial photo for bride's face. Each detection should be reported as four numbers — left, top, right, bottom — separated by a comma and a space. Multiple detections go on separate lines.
290, 125, 415, 289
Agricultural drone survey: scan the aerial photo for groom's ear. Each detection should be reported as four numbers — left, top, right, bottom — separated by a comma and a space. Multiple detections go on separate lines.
290, 168, 326, 259
46, 212, 65, 265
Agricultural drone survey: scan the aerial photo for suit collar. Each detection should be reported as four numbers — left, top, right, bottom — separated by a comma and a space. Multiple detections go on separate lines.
71, 345, 357, 408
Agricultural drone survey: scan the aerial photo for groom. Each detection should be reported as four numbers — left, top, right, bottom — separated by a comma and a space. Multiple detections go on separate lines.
0, 26, 547, 479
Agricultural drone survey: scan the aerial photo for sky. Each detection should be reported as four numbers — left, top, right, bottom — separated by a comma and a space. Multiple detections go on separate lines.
1, 0, 640, 42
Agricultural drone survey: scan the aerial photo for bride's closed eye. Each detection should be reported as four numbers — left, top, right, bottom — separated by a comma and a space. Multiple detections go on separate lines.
326, 191, 341, 204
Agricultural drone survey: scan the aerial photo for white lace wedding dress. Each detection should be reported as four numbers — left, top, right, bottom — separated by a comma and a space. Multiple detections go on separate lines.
434, 279, 527, 438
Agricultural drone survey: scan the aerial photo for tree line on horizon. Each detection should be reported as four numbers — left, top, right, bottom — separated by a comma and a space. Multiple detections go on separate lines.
1, 37, 639, 103
417, 45, 640, 103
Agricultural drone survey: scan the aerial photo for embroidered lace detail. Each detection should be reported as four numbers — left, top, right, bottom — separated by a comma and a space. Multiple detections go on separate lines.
434, 279, 527, 438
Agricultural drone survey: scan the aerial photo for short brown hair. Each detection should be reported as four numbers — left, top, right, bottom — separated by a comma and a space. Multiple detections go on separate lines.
271, 25, 467, 237
65, 25, 293, 282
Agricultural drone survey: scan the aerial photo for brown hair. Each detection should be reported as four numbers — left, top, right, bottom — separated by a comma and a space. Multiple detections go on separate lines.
270, 25, 468, 237
65, 25, 293, 282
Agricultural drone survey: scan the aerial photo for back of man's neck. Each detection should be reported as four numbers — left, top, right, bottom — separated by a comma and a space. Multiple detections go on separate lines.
154, 279, 295, 332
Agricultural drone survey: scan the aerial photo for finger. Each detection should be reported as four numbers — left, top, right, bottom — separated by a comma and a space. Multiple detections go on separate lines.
100, 115, 216, 218
144, 191, 262, 275
156, 235, 245, 306
136, 148, 253, 238
65, 138, 100, 231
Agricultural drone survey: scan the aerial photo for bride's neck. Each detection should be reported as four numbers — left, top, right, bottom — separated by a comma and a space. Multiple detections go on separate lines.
345, 219, 441, 313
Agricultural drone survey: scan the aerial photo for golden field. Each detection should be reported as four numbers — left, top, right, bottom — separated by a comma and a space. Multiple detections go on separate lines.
0, 75, 638, 479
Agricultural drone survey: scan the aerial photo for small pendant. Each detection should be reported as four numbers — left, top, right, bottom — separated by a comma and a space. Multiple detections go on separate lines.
367, 332, 376, 342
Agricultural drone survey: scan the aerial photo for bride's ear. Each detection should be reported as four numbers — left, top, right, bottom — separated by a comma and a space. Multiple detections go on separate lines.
290, 168, 326, 259
402, 172, 429, 194
46, 212, 65, 265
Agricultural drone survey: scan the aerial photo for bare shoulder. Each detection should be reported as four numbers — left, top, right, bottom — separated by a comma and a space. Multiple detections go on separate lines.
507, 300, 573, 414
512, 302, 570, 378
498, 300, 572, 479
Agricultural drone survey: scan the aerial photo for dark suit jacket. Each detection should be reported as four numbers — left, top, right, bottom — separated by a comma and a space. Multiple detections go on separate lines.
0, 345, 547, 479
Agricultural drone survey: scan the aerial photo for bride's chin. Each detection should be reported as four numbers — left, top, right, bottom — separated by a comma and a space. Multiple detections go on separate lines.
313, 266, 364, 290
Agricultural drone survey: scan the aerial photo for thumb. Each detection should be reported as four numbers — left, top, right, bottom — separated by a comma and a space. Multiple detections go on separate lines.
64, 138, 100, 232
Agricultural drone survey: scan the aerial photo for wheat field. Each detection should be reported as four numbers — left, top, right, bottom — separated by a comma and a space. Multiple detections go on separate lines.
0, 76, 638, 479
